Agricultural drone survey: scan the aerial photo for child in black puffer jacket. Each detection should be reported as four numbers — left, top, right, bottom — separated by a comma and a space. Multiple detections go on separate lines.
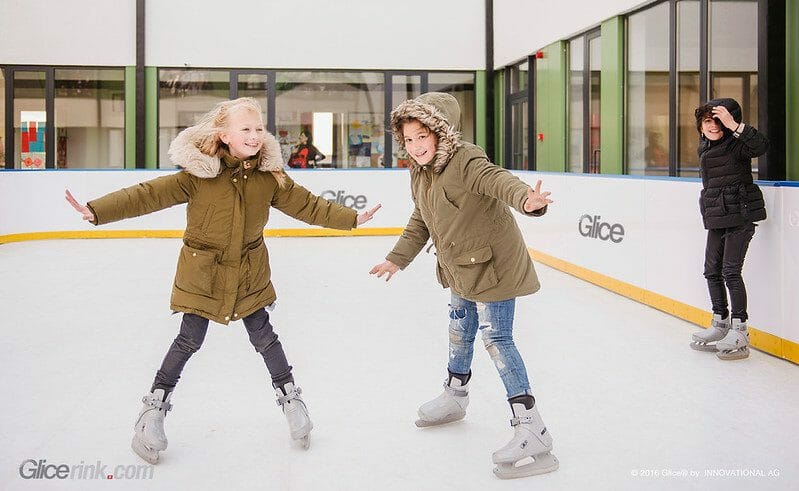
689, 97, 768, 360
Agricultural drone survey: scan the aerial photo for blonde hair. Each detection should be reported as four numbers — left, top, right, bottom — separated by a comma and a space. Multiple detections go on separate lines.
191, 97, 265, 156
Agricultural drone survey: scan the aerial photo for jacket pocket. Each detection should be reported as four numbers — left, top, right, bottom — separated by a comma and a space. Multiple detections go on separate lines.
175, 245, 218, 297
245, 245, 269, 292
451, 245, 498, 295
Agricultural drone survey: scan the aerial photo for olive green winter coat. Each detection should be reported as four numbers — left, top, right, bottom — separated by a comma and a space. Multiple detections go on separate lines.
87, 131, 357, 325
386, 92, 545, 302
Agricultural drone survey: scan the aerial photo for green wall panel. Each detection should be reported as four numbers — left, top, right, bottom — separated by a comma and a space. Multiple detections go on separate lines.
600, 17, 624, 175
124, 66, 136, 169
145, 67, 158, 169
494, 70, 505, 166
535, 41, 567, 172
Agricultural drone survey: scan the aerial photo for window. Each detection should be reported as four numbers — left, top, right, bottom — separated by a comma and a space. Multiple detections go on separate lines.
13, 71, 47, 169
54, 69, 125, 168
275, 72, 384, 169
677, 0, 701, 177
158, 69, 230, 167
627, 1, 670, 175
568, 37, 585, 173
710, 0, 759, 177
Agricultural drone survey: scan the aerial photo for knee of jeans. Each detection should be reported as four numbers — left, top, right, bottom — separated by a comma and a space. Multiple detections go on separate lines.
481, 338, 508, 370
251, 331, 279, 353
721, 268, 743, 281
175, 333, 203, 353
448, 305, 468, 321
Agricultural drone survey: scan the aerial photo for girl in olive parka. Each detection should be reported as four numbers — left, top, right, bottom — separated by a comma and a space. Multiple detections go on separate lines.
369, 93, 558, 478
66, 98, 380, 462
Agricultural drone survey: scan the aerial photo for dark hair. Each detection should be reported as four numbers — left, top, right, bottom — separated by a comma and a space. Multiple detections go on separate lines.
694, 104, 717, 134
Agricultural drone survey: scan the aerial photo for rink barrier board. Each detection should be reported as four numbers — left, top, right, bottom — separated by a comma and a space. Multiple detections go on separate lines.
528, 248, 799, 366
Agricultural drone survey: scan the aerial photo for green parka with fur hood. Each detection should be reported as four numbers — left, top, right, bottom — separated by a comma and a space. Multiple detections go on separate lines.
87, 130, 357, 325
386, 92, 545, 302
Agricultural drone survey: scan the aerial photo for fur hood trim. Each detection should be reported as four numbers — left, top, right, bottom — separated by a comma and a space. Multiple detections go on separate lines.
168, 127, 287, 186
390, 92, 463, 174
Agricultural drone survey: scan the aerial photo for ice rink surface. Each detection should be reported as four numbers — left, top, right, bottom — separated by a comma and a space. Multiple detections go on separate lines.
1, 236, 797, 491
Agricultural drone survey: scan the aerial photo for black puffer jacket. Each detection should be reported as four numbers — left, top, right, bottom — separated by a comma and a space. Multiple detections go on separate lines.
697, 98, 768, 230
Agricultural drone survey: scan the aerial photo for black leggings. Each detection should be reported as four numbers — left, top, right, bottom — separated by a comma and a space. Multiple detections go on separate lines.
151, 309, 293, 394
703, 223, 756, 322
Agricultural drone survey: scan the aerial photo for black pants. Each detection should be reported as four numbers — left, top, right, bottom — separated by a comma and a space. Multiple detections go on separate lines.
151, 309, 294, 394
703, 223, 756, 322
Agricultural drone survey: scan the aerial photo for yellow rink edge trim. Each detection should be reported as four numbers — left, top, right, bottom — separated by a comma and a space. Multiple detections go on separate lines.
0, 228, 405, 244
528, 248, 799, 366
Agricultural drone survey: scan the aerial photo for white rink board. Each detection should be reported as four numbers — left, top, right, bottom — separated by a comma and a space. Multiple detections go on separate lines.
0, 169, 414, 235
1, 169, 797, 347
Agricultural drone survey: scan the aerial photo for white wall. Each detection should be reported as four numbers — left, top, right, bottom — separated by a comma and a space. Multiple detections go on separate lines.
0, 0, 136, 65
494, 0, 643, 67
147, 0, 485, 70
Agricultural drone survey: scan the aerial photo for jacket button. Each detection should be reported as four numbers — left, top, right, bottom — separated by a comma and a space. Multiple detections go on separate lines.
243, 175, 248, 179
233, 178, 238, 183
224, 316, 230, 321
233, 313, 238, 318
470, 257, 475, 263
192, 252, 197, 257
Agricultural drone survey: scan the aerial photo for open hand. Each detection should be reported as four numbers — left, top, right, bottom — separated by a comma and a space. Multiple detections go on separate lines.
523, 180, 553, 213
369, 260, 400, 282
712, 106, 739, 131
357, 203, 382, 226
65, 189, 95, 221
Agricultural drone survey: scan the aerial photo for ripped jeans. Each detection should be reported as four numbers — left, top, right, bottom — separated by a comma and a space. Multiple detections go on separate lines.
447, 293, 531, 399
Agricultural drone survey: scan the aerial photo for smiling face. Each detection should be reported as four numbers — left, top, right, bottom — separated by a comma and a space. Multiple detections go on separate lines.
402, 120, 438, 166
220, 108, 265, 159
701, 117, 723, 141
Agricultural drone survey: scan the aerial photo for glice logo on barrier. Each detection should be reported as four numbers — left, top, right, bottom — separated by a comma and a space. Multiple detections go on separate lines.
321, 190, 368, 210
578, 214, 625, 243
19, 459, 154, 480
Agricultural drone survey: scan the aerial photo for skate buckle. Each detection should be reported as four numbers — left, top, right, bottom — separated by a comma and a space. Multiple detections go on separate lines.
142, 396, 172, 412
510, 416, 534, 426
276, 387, 302, 406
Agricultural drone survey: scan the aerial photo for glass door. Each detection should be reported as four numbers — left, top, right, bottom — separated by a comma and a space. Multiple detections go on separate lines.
568, 29, 601, 173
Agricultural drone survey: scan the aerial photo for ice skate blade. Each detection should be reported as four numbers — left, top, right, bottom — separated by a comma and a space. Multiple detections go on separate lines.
131, 436, 159, 464
717, 347, 749, 360
690, 341, 718, 352
415, 412, 465, 428
493, 452, 559, 479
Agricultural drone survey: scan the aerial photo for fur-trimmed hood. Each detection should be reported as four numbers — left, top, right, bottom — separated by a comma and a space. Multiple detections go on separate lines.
168, 126, 286, 184
390, 92, 463, 174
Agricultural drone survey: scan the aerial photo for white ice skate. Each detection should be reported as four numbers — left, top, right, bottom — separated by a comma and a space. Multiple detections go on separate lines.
716, 318, 749, 360
690, 314, 730, 351
276, 382, 312, 449
415, 375, 470, 427
492, 402, 559, 479
131, 389, 172, 464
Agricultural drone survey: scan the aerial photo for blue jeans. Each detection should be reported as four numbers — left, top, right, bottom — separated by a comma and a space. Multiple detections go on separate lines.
447, 293, 531, 399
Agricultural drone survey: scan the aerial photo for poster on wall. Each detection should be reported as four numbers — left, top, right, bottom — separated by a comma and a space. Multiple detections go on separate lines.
20, 111, 45, 169
348, 114, 383, 168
